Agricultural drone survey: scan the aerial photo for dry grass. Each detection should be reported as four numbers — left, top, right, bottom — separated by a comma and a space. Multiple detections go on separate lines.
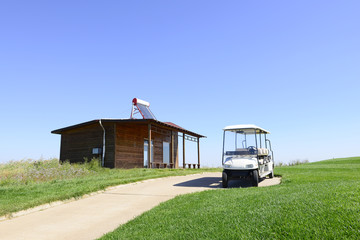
0, 158, 98, 185
275, 159, 309, 167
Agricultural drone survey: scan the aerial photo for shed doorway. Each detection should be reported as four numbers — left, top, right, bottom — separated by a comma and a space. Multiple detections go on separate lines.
163, 142, 170, 164
144, 140, 153, 168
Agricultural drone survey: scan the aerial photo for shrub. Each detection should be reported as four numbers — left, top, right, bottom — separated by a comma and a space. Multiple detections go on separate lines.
83, 157, 102, 171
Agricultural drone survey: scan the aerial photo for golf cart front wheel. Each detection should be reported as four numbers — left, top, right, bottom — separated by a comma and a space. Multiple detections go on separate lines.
222, 171, 228, 188
252, 170, 259, 187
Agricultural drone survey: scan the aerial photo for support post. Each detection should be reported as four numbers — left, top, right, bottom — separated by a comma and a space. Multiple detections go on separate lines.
171, 131, 174, 168
175, 133, 179, 168
183, 133, 185, 168
254, 130, 258, 149
265, 134, 268, 148
222, 131, 226, 164
148, 123, 152, 168
197, 137, 200, 169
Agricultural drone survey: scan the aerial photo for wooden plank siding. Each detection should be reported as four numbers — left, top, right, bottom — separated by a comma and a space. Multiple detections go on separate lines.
114, 123, 177, 168
172, 131, 179, 168
57, 121, 180, 169
115, 123, 147, 168
59, 122, 115, 168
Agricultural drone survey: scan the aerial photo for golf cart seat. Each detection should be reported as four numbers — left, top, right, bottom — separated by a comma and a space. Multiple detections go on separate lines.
257, 148, 269, 156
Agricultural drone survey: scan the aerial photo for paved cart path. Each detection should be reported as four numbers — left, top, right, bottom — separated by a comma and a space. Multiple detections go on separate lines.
0, 172, 280, 240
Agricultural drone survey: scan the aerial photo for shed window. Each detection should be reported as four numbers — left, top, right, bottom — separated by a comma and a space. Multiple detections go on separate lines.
144, 140, 153, 168
163, 142, 170, 164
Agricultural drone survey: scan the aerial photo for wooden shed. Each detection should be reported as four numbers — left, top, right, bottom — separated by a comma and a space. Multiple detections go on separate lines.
51, 119, 205, 169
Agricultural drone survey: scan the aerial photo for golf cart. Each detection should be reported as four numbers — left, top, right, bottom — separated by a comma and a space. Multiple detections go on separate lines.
221, 124, 274, 188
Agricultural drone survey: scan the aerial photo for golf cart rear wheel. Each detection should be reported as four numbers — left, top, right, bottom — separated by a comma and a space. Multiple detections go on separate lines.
222, 171, 228, 188
252, 170, 259, 187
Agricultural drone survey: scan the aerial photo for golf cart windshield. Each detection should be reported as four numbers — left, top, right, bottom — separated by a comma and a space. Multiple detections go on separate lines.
222, 124, 271, 163
226, 148, 258, 156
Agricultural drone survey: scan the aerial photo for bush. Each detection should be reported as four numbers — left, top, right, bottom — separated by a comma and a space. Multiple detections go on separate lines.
83, 157, 102, 171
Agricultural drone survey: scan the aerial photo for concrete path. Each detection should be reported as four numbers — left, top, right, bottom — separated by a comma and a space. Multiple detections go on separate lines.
0, 172, 280, 240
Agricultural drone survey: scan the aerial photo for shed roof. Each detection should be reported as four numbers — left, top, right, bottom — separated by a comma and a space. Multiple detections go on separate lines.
51, 119, 205, 138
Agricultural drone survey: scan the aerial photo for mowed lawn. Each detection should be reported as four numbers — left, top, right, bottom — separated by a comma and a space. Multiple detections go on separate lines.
0, 158, 219, 217
101, 157, 360, 240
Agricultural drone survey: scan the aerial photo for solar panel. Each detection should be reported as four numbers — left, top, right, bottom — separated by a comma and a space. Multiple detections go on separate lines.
137, 103, 156, 119
130, 98, 157, 120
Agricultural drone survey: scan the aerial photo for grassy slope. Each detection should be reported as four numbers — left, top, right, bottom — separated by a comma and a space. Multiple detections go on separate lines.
0, 162, 219, 217
100, 157, 360, 240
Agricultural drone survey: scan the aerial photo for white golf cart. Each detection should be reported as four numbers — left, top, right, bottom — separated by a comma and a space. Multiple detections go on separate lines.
221, 124, 274, 188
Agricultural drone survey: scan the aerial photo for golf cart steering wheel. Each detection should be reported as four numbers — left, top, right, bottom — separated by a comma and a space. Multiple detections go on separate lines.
248, 146, 257, 154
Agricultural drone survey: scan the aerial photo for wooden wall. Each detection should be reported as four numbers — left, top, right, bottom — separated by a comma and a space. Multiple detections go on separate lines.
114, 123, 178, 168
172, 132, 179, 168
103, 123, 115, 168
114, 123, 146, 168
59, 122, 115, 168
58, 121, 179, 169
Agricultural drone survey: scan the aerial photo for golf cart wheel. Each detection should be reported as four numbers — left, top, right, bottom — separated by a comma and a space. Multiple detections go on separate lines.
252, 170, 259, 187
222, 171, 228, 188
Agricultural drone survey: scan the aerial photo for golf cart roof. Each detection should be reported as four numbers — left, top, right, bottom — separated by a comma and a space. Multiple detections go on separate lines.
223, 124, 270, 134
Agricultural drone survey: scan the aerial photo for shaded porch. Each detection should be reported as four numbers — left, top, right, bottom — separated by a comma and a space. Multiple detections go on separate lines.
146, 121, 205, 169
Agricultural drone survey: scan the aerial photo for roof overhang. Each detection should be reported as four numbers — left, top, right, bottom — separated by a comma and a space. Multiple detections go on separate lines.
51, 119, 205, 138
223, 124, 270, 134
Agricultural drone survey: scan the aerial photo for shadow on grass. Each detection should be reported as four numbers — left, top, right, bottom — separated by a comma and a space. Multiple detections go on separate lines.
227, 177, 268, 188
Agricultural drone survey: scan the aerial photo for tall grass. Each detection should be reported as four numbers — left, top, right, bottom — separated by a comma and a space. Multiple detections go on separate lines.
0, 158, 101, 185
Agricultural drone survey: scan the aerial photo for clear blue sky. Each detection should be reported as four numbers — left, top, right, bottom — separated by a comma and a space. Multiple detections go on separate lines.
1, 1, 359, 166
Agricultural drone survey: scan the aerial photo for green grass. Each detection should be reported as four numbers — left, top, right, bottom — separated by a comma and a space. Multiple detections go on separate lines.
0, 158, 219, 217
100, 157, 360, 240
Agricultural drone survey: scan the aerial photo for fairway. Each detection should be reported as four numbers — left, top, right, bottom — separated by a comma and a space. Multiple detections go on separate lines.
100, 157, 360, 240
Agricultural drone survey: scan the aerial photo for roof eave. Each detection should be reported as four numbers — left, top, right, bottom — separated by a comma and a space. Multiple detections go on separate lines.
51, 119, 206, 138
